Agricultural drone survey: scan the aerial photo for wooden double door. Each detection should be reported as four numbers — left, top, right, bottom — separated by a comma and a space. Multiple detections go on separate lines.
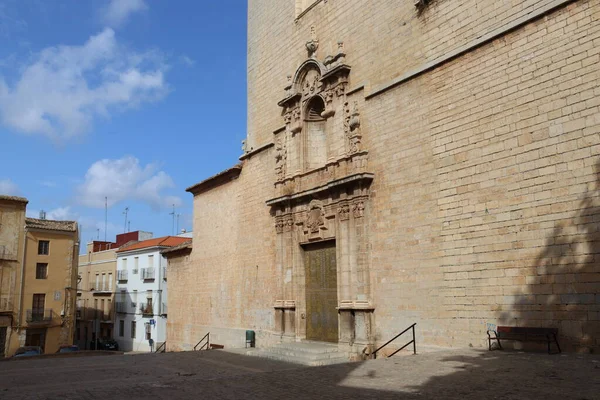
304, 241, 338, 342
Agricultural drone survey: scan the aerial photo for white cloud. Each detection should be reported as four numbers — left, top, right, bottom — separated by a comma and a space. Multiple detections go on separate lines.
0, 178, 19, 195
27, 206, 77, 221
102, 0, 147, 27
0, 28, 168, 141
180, 55, 195, 67
76, 156, 182, 210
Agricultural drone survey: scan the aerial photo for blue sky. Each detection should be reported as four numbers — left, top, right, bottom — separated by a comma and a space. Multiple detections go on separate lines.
0, 0, 247, 247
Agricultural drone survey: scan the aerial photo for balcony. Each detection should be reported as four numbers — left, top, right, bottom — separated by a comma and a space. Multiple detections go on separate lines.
26, 309, 53, 324
141, 267, 155, 281
117, 270, 128, 282
162, 267, 167, 281
115, 302, 127, 313
139, 303, 154, 317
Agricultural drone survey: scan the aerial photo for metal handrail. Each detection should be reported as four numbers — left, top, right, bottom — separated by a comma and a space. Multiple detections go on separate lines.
155, 342, 166, 353
369, 323, 417, 359
193, 332, 210, 351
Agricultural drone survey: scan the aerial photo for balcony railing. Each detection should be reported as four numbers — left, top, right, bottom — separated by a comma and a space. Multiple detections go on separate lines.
0, 298, 12, 312
116, 302, 127, 313
26, 309, 53, 323
139, 303, 154, 316
162, 267, 167, 280
117, 270, 128, 282
141, 267, 155, 280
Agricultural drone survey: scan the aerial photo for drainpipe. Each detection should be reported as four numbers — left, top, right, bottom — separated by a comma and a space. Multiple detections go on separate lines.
17, 226, 28, 331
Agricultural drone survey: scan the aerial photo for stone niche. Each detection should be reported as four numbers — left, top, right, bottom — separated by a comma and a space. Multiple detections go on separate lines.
268, 41, 374, 352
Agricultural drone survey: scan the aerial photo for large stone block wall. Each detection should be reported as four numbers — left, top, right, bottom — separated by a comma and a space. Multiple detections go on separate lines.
173, 0, 599, 352
366, 0, 600, 350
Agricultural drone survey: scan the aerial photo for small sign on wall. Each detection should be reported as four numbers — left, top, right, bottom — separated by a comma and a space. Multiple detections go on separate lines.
54, 291, 61, 301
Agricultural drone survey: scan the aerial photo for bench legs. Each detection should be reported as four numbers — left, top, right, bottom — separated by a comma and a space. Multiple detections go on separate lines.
487, 330, 561, 354
487, 330, 502, 351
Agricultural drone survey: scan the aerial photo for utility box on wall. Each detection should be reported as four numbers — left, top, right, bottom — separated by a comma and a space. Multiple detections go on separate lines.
245, 330, 255, 348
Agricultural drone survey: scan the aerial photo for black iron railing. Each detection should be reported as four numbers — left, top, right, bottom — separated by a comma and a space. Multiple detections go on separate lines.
369, 323, 416, 359
155, 342, 166, 353
194, 332, 210, 351
26, 309, 53, 323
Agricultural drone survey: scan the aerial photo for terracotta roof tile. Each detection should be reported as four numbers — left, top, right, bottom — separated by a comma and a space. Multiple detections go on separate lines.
116, 236, 191, 253
25, 217, 77, 232
160, 240, 192, 255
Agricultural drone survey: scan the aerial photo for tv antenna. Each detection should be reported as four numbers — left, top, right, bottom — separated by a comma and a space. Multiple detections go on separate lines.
123, 207, 129, 233
169, 204, 175, 235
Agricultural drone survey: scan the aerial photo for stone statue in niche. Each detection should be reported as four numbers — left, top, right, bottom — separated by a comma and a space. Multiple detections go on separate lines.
321, 89, 335, 118
305, 200, 325, 234
344, 101, 362, 154
275, 138, 287, 181
306, 26, 319, 58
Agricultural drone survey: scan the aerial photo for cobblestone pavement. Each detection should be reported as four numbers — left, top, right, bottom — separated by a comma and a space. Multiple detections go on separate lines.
1, 348, 598, 399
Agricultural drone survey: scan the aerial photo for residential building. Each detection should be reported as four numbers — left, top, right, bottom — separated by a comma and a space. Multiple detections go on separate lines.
76, 231, 152, 349
1, 195, 79, 357
114, 236, 190, 352
167, 0, 600, 355
0, 195, 28, 358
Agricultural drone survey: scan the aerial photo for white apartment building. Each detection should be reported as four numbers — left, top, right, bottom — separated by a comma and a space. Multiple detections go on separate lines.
114, 236, 190, 352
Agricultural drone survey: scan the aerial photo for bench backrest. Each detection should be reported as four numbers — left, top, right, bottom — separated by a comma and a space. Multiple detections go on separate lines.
497, 326, 558, 335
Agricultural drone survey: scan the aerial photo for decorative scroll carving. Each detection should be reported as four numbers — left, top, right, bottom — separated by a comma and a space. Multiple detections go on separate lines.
337, 203, 350, 221
275, 138, 287, 181
352, 201, 365, 218
305, 200, 325, 233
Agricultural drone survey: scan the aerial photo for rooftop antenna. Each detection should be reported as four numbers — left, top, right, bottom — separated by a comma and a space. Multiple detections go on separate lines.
96, 228, 100, 240
169, 204, 175, 236
123, 207, 129, 233
104, 196, 108, 241
176, 213, 181, 234
39, 210, 46, 220
128, 221, 131, 232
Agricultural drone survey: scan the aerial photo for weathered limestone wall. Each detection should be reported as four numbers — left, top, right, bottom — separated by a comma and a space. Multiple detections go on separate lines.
174, 0, 599, 352
168, 151, 278, 350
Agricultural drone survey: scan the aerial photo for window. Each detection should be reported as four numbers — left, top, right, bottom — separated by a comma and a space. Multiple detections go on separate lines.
101, 273, 106, 291
101, 300, 105, 319
95, 274, 99, 291
107, 299, 111, 320
148, 255, 154, 267
132, 290, 137, 308
108, 273, 113, 291
134, 257, 139, 270
38, 240, 49, 255
35, 263, 48, 279
305, 96, 327, 170
32, 294, 45, 313
94, 299, 98, 319
122, 258, 128, 269
119, 320, 124, 337
145, 323, 151, 340
131, 321, 136, 339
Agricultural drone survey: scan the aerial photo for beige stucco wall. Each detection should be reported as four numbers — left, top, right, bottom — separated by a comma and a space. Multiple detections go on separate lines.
170, 0, 600, 353
0, 199, 27, 357
14, 229, 78, 355
77, 247, 117, 347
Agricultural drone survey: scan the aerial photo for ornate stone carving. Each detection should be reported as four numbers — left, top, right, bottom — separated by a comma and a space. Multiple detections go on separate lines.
275, 138, 287, 181
352, 201, 365, 218
284, 217, 294, 232
344, 101, 362, 154
275, 219, 285, 234
302, 69, 321, 98
335, 84, 345, 98
321, 89, 335, 118
337, 203, 350, 221
306, 26, 319, 58
291, 107, 302, 134
305, 200, 325, 233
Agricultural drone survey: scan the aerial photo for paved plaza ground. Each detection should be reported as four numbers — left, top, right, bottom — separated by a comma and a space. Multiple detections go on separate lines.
0, 348, 598, 399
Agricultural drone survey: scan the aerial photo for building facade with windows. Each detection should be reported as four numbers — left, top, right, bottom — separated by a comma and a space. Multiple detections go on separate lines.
76, 231, 152, 350
168, 0, 600, 355
114, 236, 190, 352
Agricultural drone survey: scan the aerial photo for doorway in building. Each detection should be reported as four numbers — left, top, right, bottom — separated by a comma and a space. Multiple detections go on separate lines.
304, 241, 338, 342
0, 327, 7, 357
25, 328, 47, 352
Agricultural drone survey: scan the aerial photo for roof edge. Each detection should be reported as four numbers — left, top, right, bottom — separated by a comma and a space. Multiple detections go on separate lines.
0, 195, 29, 204
185, 163, 243, 196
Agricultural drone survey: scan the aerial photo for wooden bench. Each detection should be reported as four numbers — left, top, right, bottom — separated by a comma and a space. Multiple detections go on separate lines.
209, 344, 224, 350
487, 326, 561, 354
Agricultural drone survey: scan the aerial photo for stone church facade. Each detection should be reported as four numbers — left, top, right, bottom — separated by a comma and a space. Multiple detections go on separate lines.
168, 0, 600, 353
